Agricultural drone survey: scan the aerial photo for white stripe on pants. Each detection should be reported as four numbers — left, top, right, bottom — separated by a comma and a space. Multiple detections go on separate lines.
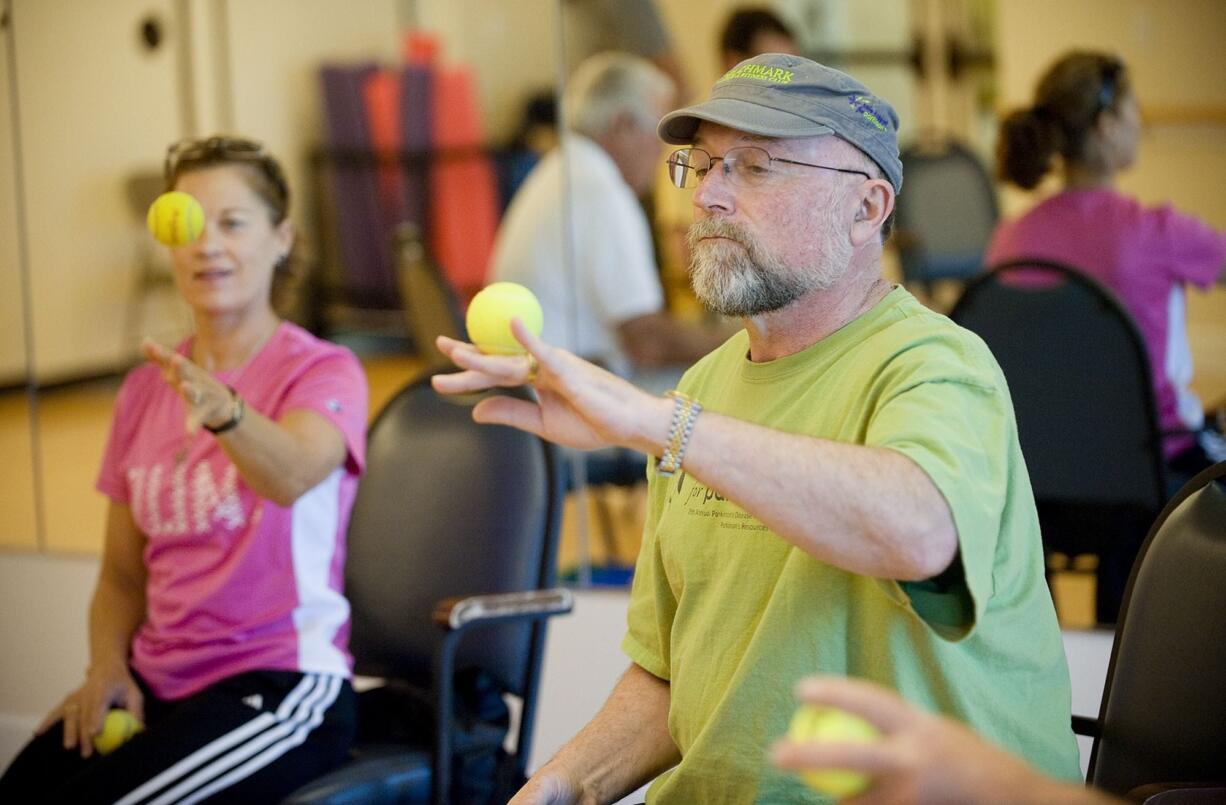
113, 673, 341, 805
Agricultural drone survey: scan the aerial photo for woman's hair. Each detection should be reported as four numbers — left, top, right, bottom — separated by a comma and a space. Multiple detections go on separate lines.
165, 136, 303, 312
563, 52, 674, 138
997, 51, 1130, 189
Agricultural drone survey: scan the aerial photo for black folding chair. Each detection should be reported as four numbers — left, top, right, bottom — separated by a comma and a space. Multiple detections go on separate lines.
894, 137, 999, 296
950, 259, 1167, 623
285, 373, 571, 804
1073, 461, 1226, 802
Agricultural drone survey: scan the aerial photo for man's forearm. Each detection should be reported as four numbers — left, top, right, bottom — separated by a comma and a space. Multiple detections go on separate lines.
628, 406, 958, 580
535, 663, 679, 803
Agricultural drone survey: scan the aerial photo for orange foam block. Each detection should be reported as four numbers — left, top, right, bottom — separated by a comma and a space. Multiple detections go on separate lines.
430, 66, 499, 304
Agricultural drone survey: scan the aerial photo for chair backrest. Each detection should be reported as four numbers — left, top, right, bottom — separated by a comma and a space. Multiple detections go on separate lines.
949, 260, 1166, 511
126, 171, 166, 219
394, 223, 468, 364
895, 138, 999, 284
344, 372, 563, 700
1087, 461, 1226, 795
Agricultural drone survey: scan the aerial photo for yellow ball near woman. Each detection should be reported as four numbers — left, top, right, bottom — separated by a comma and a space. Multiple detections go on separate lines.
787, 704, 881, 799
465, 282, 544, 355
147, 190, 205, 247
93, 708, 142, 756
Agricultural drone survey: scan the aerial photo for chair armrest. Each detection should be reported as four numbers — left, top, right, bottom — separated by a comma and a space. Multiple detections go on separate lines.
426, 588, 573, 805
432, 588, 574, 631
1128, 783, 1226, 803
1071, 714, 1100, 737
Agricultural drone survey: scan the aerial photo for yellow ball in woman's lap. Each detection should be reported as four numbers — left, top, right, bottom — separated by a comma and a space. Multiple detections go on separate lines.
93, 708, 142, 755
147, 190, 205, 247
465, 282, 544, 355
787, 704, 881, 798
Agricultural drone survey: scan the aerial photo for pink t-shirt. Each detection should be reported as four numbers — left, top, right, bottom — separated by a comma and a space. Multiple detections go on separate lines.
986, 189, 1226, 456
97, 322, 368, 700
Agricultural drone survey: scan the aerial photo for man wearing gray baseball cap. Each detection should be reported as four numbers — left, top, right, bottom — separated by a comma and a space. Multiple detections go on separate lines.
434, 54, 1079, 804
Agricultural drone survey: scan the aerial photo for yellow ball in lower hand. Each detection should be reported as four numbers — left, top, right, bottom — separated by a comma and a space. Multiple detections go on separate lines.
147, 190, 205, 247
465, 282, 544, 355
93, 708, 142, 756
787, 704, 881, 799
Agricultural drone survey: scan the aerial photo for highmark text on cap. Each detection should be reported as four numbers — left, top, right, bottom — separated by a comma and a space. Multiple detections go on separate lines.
720, 64, 794, 84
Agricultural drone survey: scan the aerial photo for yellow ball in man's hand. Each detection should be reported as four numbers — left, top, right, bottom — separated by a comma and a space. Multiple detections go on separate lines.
465, 282, 544, 355
787, 704, 881, 799
93, 708, 142, 756
147, 190, 205, 247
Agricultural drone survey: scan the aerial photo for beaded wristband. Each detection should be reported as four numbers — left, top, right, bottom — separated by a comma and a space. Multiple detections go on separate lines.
658, 390, 701, 477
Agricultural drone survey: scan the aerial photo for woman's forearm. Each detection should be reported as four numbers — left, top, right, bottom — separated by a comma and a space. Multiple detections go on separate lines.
214, 408, 347, 507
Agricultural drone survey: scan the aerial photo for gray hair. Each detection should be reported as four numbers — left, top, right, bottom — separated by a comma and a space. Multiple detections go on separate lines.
563, 52, 675, 138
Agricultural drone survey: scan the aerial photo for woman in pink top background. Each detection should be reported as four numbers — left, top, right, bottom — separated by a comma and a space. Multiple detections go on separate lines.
0, 137, 368, 803
986, 51, 1226, 479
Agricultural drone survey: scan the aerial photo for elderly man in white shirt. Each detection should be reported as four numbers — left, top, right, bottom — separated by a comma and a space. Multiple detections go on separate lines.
489, 52, 727, 392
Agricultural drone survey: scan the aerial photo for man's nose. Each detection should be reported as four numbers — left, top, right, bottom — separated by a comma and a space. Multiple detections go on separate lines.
692, 160, 735, 213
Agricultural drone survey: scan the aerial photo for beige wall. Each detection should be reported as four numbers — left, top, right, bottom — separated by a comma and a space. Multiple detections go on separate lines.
416, 0, 558, 140
0, 7, 25, 383
995, 0, 1226, 226
2, 0, 405, 381
10, 0, 183, 381
224, 0, 401, 240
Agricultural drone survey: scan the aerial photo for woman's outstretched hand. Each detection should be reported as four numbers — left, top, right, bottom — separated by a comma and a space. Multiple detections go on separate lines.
141, 337, 233, 434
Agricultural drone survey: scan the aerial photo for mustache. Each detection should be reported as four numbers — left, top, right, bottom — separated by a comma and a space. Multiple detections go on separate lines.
686, 218, 753, 250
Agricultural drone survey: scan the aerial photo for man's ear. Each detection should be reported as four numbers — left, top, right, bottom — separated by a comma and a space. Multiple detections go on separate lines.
849, 180, 893, 247
609, 110, 638, 136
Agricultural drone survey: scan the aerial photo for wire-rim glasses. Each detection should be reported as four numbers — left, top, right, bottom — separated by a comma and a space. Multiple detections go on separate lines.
666, 146, 871, 189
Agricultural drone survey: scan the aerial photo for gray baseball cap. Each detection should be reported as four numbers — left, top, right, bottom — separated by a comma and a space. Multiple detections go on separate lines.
658, 53, 903, 192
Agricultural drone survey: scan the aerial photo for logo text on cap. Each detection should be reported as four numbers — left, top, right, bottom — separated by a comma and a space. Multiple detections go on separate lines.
849, 95, 888, 132
720, 64, 794, 85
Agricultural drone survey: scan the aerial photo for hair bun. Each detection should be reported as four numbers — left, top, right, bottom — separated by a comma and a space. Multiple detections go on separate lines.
997, 108, 1057, 190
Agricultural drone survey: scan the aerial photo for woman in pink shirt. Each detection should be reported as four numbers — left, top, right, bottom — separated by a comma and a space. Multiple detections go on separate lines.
0, 137, 368, 803
987, 51, 1226, 478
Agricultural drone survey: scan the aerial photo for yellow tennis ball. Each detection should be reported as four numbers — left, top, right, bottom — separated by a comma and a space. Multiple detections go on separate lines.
787, 704, 881, 799
465, 282, 544, 355
147, 190, 205, 247
93, 708, 142, 756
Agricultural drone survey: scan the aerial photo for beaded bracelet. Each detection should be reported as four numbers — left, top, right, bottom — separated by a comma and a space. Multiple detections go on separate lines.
658, 390, 702, 477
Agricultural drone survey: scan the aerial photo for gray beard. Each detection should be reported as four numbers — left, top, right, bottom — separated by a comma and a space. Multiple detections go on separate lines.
686, 218, 846, 317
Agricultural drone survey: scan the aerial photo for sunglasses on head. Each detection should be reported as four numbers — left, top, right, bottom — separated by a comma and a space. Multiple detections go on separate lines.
163, 136, 287, 202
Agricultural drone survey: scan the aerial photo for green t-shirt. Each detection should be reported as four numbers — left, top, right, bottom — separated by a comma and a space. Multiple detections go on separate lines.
622, 287, 1081, 803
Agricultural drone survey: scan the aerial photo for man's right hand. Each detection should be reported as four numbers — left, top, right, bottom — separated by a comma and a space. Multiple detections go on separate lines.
433, 323, 672, 457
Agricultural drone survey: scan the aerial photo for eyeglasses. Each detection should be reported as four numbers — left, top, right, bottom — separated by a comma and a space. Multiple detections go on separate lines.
163, 136, 288, 202
666, 146, 871, 190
